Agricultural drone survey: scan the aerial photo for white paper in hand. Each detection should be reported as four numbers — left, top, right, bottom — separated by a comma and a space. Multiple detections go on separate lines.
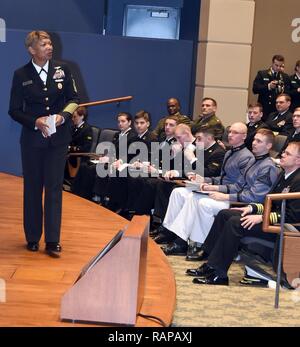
46, 115, 57, 136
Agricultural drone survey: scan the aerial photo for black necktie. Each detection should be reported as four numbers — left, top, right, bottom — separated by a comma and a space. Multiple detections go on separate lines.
39, 68, 47, 75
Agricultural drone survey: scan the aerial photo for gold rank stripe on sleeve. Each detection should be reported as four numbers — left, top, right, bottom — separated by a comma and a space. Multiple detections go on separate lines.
63, 102, 79, 115
253, 203, 264, 214
270, 212, 279, 225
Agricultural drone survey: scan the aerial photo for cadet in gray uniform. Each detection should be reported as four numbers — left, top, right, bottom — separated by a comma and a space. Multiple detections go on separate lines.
153, 122, 253, 247
161, 127, 279, 257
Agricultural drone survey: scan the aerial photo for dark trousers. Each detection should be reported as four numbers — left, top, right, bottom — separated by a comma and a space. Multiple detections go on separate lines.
21, 144, 68, 243
71, 162, 97, 200
127, 177, 158, 215
153, 180, 177, 219
203, 209, 276, 274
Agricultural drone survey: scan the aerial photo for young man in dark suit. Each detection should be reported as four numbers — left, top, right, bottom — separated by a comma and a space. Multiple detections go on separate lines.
8, 31, 79, 257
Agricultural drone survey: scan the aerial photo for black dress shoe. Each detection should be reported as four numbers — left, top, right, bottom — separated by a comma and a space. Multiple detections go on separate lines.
186, 249, 209, 262
26, 242, 39, 252
192, 272, 229, 286
150, 225, 166, 238
45, 243, 62, 258
153, 227, 177, 244
161, 241, 188, 256
185, 245, 206, 261
153, 233, 172, 244
186, 262, 215, 277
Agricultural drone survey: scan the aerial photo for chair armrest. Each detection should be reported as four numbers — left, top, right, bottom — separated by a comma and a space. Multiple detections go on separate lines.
263, 192, 300, 234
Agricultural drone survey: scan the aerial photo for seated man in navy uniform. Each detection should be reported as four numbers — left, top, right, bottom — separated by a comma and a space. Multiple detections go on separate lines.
187, 142, 300, 286
265, 94, 294, 135
245, 102, 268, 150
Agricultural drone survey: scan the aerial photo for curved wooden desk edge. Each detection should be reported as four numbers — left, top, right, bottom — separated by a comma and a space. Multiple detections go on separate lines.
0, 172, 176, 327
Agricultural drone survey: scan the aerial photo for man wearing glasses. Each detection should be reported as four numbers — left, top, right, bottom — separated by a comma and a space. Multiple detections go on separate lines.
187, 142, 300, 286
154, 123, 253, 254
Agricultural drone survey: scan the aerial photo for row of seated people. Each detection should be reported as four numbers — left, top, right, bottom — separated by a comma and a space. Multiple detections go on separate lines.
153, 138, 300, 287
65, 99, 300, 287
65, 99, 299, 210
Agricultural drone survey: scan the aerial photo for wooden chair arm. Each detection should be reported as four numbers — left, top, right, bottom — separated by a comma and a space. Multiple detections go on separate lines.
263, 192, 300, 234
79, 96, 133, 108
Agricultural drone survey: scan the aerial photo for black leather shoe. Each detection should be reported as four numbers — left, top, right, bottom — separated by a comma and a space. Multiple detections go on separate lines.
153, 229, 177, 244
45, 243, 62, 258
26, 242, 39, 252
186, 262, 215, 277
162, 241, 188, 256
150, 225, 166, 238
192, 272, 229, 286
185, 247, 209, 261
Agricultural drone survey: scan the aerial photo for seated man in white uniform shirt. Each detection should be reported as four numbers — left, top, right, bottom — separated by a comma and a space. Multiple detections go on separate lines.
158, 127, 278, 258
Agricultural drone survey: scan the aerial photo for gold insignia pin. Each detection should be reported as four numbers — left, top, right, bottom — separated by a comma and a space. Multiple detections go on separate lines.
58, 83, 63, 90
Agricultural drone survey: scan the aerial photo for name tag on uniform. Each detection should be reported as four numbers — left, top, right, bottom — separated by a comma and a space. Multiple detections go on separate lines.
22, 80, 33, 86
263, 78, 270, 81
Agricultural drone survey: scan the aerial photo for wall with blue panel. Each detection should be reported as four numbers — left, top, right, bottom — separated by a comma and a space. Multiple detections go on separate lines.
0, 0, 105, 33
0, 0, 199, 175
0, 30, 193, 175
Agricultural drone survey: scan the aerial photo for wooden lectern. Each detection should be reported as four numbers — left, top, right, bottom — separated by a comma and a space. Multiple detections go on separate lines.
60, 215, 149, 326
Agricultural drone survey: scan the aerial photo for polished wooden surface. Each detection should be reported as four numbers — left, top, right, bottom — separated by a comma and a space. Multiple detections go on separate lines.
0, 173, 176, 327
262, 192, 300, 287
61, 216, 150, 326
263, 192, 300, 234
79, 96, 133, 108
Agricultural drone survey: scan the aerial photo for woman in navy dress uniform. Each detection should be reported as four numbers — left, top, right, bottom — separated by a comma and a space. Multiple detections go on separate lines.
8, 31, 79, 257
